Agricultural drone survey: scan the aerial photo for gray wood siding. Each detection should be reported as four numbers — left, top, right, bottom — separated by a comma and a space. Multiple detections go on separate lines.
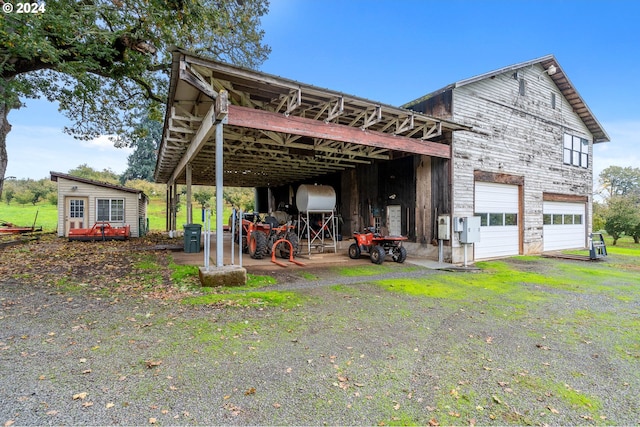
450, 64, 593, 261
56, 177, 144, 237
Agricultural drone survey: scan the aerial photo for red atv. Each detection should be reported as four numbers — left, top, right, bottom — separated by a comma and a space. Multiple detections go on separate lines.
348, 227, 408, 264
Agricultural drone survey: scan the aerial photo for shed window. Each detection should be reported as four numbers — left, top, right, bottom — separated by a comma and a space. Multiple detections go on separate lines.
563, 134, 589, 168
70, 199, 84, 218
519, 78, 526, 96
97, 199, 124, 222
551, 92, 556, 109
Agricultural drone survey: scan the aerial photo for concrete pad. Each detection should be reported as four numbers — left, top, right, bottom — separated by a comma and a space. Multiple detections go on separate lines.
405, 257, 456, 270
198, 265, 247, 287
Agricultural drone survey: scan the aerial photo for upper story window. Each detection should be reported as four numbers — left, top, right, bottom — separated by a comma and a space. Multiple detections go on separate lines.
551, 92, 556, 109
563, 134, 589, 168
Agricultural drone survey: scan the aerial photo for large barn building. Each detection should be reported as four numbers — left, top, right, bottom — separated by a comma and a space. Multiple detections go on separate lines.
155, 51, 608, 264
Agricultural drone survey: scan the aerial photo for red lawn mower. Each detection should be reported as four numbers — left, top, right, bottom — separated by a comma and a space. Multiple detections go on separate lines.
348, 227, 408, 264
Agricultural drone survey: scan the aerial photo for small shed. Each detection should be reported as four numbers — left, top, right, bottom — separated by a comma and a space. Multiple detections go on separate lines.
50, 171, 148, 238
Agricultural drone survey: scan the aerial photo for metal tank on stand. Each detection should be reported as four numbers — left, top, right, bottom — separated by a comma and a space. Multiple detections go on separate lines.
296, 184, 338, 256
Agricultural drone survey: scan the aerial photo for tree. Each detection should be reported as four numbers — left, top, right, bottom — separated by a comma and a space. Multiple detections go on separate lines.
0, 0, 271, 198
68, 164, 120, 184
3, 186, 14, 205
598, 166, 640, 199
598, 166, 640, 244
223, 187, 254, 211
25, 178, 56, 204
194, 189, 214, 208
13, 189, 35, 205
603, 196, 640, 245
120, 116, 162, 183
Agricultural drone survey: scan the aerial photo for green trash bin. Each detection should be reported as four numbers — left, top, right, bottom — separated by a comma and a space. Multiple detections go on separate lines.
183, 224, 202, 253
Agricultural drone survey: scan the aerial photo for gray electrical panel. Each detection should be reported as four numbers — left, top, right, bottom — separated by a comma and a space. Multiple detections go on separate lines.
437, 215, 451, 240
460, 216, 481, 243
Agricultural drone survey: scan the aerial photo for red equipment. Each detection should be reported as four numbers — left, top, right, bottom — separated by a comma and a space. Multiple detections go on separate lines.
0, 221, 42, 234
232, 213, 299, 260
270, 238, 306, 268
348, 227, 408, 264
68, 221, 130, 241
1, 210, 42, 234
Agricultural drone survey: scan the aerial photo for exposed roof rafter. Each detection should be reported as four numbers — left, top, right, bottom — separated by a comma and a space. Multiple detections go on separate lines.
156, 50, 468, 186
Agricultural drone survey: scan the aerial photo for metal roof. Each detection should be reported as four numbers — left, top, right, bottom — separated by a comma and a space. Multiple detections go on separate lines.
50, 171, 147, 199
155, 50, 468, 186
403, 55, 610, 143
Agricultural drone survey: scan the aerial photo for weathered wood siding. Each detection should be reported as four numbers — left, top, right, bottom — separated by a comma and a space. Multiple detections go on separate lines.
56, 177, 144, 237
449, 64, 593, 262
415, 155, 432, 243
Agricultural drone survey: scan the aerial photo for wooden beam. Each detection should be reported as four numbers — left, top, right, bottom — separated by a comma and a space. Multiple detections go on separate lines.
227, 105, 451, 159
170, 103, 217, 184
543, 192, 588, 203
474, 170, 524, 186
179, 67, 217, 100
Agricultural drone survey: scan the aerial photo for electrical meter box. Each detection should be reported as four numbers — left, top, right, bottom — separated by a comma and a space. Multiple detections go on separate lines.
460, 216, 481, 243
453, 217, 464, 232
437, 215, 451, 240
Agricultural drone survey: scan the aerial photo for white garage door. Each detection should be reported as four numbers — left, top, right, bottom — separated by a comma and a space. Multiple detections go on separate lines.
474, 182, 520, 259
543, 201, 586, 251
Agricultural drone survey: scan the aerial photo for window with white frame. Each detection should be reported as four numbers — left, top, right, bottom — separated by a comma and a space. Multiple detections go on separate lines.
563, 134, 589, 168
97, 199, 124, 222
70, 199, 84, 218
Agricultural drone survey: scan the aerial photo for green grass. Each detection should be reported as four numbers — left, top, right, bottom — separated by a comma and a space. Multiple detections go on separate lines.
0, 198, 234, 233
375, 260, 558, 301
182, 290, 304, 309
333, 264, 397, 277
0, 202, 57, 231
146, 198, 233, 231
183, 274, 300, 309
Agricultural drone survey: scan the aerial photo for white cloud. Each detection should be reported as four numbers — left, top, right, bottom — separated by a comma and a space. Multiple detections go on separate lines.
79, 134, 129, 152
5, 125, 132, 180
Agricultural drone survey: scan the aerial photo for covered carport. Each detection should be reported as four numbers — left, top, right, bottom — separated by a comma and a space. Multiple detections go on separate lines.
155, 49, 467, 278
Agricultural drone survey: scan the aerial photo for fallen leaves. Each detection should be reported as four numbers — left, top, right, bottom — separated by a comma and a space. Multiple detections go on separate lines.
222, 402, 242, 416
72, 392, 87, 400
145, 360, 163, 369
0, 234, 195, 299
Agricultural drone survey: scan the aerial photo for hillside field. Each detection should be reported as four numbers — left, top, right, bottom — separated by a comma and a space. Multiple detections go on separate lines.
1, 199, 232, 232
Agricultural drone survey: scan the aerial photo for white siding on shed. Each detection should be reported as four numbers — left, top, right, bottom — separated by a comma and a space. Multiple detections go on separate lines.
543, 201, 586, 251
474, 182, 520, 259
55, 176, 146, 237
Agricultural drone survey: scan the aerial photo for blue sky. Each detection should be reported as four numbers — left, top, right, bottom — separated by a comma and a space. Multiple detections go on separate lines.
5, 0, 639, 184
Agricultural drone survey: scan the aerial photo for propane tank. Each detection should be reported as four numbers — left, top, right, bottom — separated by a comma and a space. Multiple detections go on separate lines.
296, 184, 336, 212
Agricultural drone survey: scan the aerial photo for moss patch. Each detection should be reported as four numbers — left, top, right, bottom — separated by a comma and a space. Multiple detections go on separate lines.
182, 290, 304, 309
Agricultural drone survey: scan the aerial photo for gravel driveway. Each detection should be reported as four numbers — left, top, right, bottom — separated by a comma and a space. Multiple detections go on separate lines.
1, 237, 639, 425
